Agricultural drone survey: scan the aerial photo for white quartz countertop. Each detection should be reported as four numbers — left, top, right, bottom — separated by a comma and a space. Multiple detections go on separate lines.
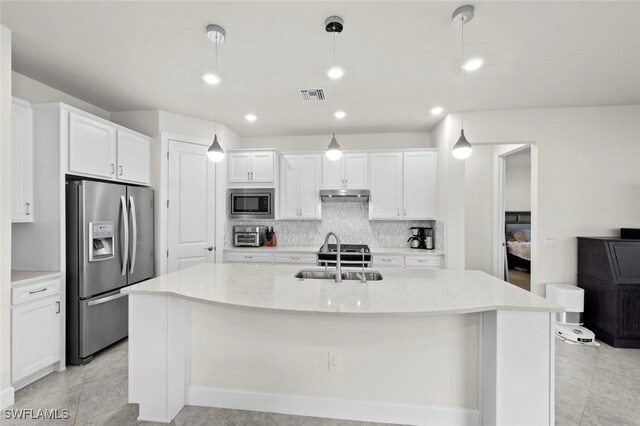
123, 263, 562, 316
11, 270, 63, 287
223, 245, 444, 256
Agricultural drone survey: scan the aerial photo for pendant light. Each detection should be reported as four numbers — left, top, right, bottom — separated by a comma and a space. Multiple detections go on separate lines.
206, 24, 226, 162
451, 5, 474, 160
325, 16, 344, 162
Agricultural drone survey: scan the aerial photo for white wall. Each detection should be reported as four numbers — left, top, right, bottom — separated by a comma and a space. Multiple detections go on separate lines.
242, 132, 431, 151
504, 155, 531, 211
12, 72, 109, 120
464, 145, 495, 273
433, 115, 465, 270
441, 105, 640, 294
0, 25, 13, 408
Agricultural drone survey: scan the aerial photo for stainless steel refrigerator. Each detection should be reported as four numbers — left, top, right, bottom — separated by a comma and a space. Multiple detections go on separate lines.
66, 179, 154, 365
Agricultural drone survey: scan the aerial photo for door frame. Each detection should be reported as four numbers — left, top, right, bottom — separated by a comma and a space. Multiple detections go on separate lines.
492, 143, 535, 284
159, 132, 217, 275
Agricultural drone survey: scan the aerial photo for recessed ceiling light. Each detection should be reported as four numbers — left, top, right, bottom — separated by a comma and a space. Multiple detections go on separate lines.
203, 73, 221, 85
334, 111, 346, 119
430, 106, 444, 115
245, 114, 257, 122
461, 57, 484, 72
327, 66, 345, 80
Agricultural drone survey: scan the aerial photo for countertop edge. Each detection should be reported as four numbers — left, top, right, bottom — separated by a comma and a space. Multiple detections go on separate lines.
223, 246, 445, 256
122, 287, 563, 316
11, 271, 63, 288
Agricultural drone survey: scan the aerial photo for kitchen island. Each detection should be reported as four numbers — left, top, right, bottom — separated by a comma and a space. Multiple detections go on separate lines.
123, 263, 561, 425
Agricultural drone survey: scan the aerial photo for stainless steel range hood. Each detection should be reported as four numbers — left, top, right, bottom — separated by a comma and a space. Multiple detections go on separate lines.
319, 189, 370, 202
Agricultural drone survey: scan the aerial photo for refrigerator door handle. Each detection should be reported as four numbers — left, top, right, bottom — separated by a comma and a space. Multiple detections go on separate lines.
129, 195, 137, 274
121, 195, 129, 276
87, 291, 127, 307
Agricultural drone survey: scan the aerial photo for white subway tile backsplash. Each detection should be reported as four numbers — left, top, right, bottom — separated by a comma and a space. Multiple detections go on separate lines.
226, 202, 444, 250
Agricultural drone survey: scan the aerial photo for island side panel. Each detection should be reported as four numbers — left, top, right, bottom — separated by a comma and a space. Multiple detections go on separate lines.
129, 293, 188, 423
187, 303, 480, 425
480, 310, 554, 426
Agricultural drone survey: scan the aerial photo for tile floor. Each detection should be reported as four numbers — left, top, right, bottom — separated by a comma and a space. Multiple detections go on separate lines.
4, 337, 640, 425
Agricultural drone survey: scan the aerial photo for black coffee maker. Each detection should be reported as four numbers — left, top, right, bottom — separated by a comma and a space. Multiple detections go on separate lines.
407, 227, 435, 250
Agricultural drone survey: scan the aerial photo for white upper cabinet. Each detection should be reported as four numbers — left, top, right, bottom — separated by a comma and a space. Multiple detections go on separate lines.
228, 151, 275, 184
369, 153, 403, 220
369, 150, 437, 220
12, 98, 34, 222
322, 153, 369, 189
68, 112, 117, 179
280, 154, 321, 220
116, 130, 150, 185
403, 151, 437, 220
343, 153, 369, 188
66, 111, 151, 185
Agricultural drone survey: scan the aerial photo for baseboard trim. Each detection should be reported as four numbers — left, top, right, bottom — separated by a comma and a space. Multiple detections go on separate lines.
1, 386, 15, 410
188, 386, 479, 426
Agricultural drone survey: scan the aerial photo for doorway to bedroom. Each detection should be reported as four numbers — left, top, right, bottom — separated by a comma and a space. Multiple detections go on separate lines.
502, 147, 532, 291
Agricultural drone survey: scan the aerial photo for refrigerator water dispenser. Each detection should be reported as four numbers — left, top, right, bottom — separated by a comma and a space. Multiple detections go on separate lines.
89, 222, 114, 261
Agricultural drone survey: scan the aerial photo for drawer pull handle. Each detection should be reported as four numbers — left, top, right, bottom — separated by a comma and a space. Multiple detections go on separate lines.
56, 301, 60, 314
382, 259, 391, 262
245, 256, 253, 259
29, 288, 47, 295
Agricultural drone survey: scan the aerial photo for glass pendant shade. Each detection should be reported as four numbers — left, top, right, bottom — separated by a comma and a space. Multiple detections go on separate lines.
207, 134, 225, 162
452, 129, 472, 160
325, 133, 343, 161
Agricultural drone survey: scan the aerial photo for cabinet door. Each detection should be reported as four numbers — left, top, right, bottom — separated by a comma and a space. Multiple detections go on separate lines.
228, 153, 252, 183
298, 154, 322, 219
322, 156, 344, 189
68, 112, 117, 179
12, 297, 61, 383
369, 153, 403, 220
250, 152, 275, 182
116, 130, 150, 185
11, 100, 33, 222
280, 155, 300, 219
403, 152, 437, 219
343, 153, 369, 188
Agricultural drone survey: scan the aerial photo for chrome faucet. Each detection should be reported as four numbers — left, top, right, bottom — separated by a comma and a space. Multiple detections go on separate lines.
321, 232, 342, 283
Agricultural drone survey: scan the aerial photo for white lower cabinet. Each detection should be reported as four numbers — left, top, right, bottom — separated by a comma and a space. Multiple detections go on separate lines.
224, 252, 274, 264
372, 255, 404, 267
274, 253, 317, 265
11, 279, 61, 385
405, 255, 442, 269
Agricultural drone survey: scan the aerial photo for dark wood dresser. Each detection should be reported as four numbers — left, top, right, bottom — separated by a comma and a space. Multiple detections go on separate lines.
578, 237, 640, 348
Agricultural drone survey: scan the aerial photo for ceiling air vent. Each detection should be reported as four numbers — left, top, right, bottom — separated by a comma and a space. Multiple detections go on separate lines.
298, 89, 326, 102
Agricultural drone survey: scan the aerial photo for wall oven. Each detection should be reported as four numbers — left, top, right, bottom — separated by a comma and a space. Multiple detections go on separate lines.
228, 188, 275, 220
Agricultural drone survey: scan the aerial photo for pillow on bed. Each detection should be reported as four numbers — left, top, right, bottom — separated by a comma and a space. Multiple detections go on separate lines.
513, 229, 531, 242
506, 231, 517, 242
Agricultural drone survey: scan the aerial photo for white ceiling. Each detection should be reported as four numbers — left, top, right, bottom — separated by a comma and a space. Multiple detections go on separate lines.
2, 1, 639, 137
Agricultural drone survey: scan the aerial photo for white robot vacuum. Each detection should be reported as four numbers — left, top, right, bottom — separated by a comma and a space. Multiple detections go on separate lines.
546, 284, 600, 346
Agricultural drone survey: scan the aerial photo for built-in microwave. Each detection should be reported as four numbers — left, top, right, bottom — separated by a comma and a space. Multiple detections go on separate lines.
228, 188, 275, 220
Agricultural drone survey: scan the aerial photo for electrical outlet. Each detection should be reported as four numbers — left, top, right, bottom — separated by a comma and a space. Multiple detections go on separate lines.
328, 352, 341, 370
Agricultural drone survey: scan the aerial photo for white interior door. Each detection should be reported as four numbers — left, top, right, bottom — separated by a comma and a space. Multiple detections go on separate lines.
168, 140, 216, 272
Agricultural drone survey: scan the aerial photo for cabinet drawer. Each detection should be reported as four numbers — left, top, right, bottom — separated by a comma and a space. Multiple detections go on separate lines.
405, 256, 442, 269
372, 255, 404, 267
12, 279, 61, 306
225, 252, 273, 263
275, 253, 317, 264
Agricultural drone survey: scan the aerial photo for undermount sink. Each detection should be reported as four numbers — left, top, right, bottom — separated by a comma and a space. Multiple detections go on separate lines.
295, 269, 383, 281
